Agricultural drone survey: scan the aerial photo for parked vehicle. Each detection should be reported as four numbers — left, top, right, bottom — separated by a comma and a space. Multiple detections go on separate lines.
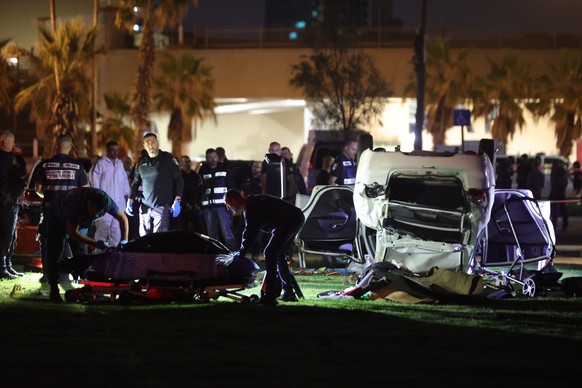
18, 159, 43, 227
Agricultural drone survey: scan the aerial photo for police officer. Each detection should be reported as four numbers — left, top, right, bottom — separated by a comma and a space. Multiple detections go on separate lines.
127, 132, 183, 236
179, 155, 204, 232
34, 134, 89, 283
0, 130, 27, 280
224, 189, 305, 305
45, 187, 128, 302
260, 141, 295, 199
199, 148, 237, 251
329, 138, 357, 186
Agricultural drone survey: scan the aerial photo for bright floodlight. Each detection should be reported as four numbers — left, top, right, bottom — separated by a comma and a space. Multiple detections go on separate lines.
133, 24, 140, 32
9, 57, 18, 65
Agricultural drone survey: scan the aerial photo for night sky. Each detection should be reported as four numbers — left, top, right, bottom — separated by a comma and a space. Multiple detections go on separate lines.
394, 0, 582, 35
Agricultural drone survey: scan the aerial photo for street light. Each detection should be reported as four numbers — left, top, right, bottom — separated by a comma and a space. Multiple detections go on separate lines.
7, 55, 20, 133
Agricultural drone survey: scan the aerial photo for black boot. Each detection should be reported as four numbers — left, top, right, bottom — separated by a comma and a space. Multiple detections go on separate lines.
49, 285, 63, 303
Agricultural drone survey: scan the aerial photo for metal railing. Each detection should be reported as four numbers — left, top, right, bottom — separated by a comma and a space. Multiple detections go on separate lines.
162, 26, 582, 50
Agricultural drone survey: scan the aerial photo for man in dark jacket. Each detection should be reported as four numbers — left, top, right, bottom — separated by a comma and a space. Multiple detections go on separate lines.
179, 155, 204, 232
45, 187, 128, 302
224, 189, 305, 305
0, 130, 27, 279
127, 133, 184, 236
35, 134, 89, 283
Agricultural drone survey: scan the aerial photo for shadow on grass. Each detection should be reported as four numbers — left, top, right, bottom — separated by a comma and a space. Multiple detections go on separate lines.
1, 297, 580, 387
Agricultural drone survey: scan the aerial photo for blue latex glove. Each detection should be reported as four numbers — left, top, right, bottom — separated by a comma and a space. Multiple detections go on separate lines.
118, 239, 128, 249
125, 199, 133, 217
171, 199, 181, 218
95, 240, 109, 251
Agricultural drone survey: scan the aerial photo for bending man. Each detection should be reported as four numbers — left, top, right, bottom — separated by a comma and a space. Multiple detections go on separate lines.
224, 189, 304, 305
45, 187, 128, 302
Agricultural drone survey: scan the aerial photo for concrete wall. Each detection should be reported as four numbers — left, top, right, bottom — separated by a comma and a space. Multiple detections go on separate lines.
99, 47, 580, 162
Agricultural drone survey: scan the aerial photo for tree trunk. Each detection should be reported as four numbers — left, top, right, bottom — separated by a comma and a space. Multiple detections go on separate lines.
181, 113, 192, 156
90, 0, 99, 156
414, 0, 427, 151
49, 89, 82, 155
131, 13, 155, 156
168, 108, 183, 157
49, 0, 60, 93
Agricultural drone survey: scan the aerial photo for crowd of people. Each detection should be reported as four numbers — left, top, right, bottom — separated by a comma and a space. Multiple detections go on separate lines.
0, 129, 358, 305
495, 153, 582, 231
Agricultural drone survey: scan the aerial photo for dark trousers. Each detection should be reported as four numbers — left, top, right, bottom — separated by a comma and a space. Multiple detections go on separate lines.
550, 201, 569, 230
46, 222, 87, 291
0, 201, 18, 271
139, 204, 170, 236
263, 214, 304, 299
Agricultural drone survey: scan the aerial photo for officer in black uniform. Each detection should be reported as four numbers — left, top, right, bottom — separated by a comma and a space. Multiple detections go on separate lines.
0, 130, 27, 280
199, 148, 237, 250
224, 189, 305, 305
127, 132, 183, 236
260, 141, 295, 200
34, 134, 89, 283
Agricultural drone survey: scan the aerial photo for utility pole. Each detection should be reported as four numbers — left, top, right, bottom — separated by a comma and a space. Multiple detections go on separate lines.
413, 0, 427, 151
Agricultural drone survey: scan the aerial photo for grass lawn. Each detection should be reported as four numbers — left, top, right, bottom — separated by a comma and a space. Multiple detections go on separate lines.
1, 261, 581, 387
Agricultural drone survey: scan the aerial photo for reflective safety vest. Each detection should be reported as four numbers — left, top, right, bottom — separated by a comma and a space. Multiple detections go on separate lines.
36, 154, 88, 207
199, 165, 232, 207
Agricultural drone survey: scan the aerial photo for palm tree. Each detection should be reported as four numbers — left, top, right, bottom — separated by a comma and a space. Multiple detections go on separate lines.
152, 52, 216, 156
472, 54, 535, 147
98, 92, 134, 158
0, 39, 16, 116
14, 19, 102, 156
115, 0, 191, 156
404, 37, 474, 148
535, 51, 582, 158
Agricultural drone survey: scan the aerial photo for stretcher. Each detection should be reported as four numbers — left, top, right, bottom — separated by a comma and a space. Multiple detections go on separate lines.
62, 231, 260, 304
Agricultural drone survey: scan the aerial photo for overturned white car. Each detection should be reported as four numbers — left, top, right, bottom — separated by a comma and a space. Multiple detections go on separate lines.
354, 145, 495, 274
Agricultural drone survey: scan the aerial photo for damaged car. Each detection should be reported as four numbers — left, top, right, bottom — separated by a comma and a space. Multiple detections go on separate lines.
353, 140, 495, 274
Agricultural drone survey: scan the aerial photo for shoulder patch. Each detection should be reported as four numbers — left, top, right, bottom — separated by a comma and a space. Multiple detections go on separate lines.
172, 158, 179, 166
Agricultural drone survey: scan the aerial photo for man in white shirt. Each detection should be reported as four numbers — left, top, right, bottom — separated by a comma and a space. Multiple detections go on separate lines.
90, 141, 131, 248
